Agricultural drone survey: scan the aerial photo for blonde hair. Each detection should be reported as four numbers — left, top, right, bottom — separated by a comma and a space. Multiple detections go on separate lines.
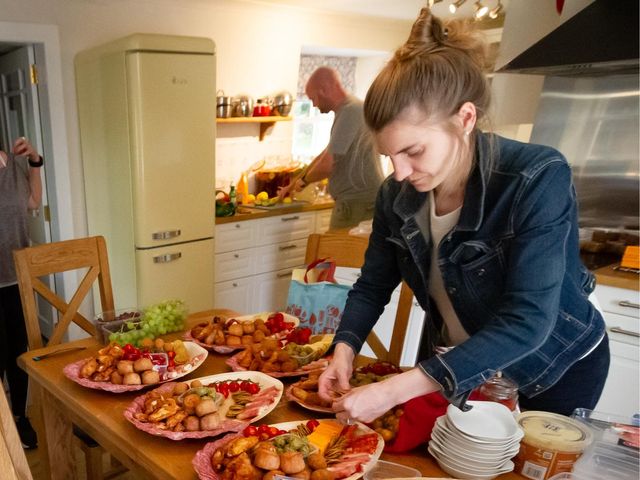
364, 7, 491, 134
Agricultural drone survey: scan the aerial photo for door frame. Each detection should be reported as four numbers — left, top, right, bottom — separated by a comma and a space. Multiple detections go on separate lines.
0, 22, 78, 310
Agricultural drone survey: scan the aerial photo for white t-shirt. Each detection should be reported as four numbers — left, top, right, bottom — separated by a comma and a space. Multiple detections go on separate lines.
427, 191, 469, 346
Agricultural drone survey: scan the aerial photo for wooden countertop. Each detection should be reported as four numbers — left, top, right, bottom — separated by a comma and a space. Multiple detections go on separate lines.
216, 201, 334, 224
594, 264, 640, 291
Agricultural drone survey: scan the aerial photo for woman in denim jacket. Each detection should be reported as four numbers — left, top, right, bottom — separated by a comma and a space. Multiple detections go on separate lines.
319, 7, 609, 420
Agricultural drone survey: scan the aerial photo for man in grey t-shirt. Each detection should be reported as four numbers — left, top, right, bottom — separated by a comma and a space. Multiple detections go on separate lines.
279, 67, 384, 230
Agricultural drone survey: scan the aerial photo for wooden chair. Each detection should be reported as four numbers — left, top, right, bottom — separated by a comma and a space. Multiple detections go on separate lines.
0, 386, 33, 480
304, 233, 415, 366
13, 236, 124, 480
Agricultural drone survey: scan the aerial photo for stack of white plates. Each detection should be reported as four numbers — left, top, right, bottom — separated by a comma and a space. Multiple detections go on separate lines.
428, 401, 524, 480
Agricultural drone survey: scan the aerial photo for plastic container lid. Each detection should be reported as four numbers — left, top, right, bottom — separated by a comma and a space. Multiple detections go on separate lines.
517, 411, 593, 453
363, 460, 421, 479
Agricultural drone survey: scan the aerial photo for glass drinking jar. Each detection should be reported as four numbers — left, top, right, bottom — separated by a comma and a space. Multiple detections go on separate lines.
478, 373, 519, 411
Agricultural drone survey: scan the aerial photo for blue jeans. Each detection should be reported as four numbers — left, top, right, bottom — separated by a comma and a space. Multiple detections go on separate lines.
519, 334, 610, 416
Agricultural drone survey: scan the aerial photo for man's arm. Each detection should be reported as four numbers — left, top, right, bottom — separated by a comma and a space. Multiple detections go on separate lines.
277, 147, 334, 199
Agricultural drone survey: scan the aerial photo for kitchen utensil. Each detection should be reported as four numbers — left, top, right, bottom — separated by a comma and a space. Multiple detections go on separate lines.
216, 90, 232, 118
272, 91, 293, 116
232, 95, 254, 117
33, 346, 88, 361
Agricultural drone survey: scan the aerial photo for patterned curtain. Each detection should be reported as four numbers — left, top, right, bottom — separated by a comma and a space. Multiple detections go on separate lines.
297, 55, 356, 98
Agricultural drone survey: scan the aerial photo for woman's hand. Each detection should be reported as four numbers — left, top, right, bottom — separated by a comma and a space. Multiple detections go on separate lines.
12, 137, 39, 162
318, 343, 355, 402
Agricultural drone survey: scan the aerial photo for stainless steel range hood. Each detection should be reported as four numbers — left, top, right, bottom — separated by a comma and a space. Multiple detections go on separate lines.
499, 0, 639, 76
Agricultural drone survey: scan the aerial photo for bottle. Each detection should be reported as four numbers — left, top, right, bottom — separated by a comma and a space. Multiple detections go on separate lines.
229, 183, 237, 210
237, 171, 249, 205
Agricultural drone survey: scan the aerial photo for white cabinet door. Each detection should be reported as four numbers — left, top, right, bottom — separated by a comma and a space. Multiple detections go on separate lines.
215, 221, 258, 253
252, 268, 296, 313
315, 209, 332, 233
254, 241, 307, 275
595, 339, 639, 418
257, 212, 315, 245
214, 277, 253, 315
215, 249, 254, 283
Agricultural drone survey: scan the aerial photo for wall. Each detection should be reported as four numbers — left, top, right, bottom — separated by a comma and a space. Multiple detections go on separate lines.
0, 0, 412, 239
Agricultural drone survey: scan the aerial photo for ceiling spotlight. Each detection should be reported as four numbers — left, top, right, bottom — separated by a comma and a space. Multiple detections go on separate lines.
489, 0, 503, 19
474, 1, 489, 18
449, 0, 466, 14
427, 0, 444, 7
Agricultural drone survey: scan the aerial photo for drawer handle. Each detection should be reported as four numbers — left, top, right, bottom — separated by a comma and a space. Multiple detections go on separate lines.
279, 244, 297, 251
234, 253, 240, 258
232, 282, 238, 287
277, 270, 293, 278
610, 326, 640, 338
618, 300, 640, 309
152, 229, 181, 240
153, 252, 182, 263
235, 224, 241, 229
281, 216, 300, 222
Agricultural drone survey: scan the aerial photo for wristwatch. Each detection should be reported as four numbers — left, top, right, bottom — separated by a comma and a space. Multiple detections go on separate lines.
28, 155, 44, 168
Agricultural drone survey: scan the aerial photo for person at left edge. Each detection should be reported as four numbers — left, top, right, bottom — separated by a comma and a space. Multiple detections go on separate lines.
0, 136, 43, 449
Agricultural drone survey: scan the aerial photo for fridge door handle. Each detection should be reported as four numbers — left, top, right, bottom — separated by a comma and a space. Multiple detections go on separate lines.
153, 252, 182, 263
152, 229, 181, 240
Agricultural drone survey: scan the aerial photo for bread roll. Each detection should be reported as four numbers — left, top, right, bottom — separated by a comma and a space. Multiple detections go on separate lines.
123, 372, 141, 385
195, 398, 218, 417
141, 370, 160, 385
117, 360, 134, 375
133, 357, 153, 372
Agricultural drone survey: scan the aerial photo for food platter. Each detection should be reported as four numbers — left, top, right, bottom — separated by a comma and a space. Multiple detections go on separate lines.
63, 341, 208, 393
285, 376, 333, 413
226, 350, 330, 378
184, 311, 299, 354
123, 371, 283, 440
192, 419, 384, 480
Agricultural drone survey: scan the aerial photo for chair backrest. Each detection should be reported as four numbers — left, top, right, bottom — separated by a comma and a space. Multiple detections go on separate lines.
304, 233, 414, 365
13, 236, 114, 350
0, 387, 33, 480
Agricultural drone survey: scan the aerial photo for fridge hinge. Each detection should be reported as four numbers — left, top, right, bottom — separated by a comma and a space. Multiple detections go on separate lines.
29, 64, 39, 85
43, 205, 50, 222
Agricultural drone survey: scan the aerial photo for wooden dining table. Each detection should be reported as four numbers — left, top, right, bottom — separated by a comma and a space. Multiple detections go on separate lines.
18, 309, 523, 479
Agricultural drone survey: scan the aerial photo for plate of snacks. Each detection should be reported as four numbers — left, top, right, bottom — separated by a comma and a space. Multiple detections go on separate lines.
193, 418, 384, 480
287, 362, 404, 442
63, 340, 207, 392
185, 311, 298, 354
226, 332, 333, 378
124, 371, 283, 440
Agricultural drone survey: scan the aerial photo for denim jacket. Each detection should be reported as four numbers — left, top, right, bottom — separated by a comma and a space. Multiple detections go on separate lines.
333, 133, 605, 402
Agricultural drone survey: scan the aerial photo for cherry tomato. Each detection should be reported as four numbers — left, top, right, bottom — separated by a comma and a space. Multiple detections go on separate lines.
306, 419, 320, 432
242, 425, 258, 437
247, 383, 260, 395
268, 426, 280, 437
217, 383, 229, 398
277, 429, 287, 435
258, 424, 271, 434
228, 381, 240, 393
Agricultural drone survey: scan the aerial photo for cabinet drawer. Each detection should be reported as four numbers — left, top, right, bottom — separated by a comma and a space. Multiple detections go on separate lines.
251, 268, 295, 312
595, 285, 640, 319
256, 212, 315, 245
254, 242, 307, 275
603, 311, 639, 347
215, 249, 254, 282
215, 221, 257, 253
214, 277, 253, 315
315, 209, 332, 233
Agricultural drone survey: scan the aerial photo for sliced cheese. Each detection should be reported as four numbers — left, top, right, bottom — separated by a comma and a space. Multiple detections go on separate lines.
307, 420, 344, 455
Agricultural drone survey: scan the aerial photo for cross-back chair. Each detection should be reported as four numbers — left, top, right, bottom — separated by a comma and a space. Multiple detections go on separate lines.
13, 235, 124, 480
0, 385, 33, 480
304, 233, 416, 366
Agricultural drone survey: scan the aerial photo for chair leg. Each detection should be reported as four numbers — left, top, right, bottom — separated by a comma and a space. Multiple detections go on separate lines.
77, 439, 103, 480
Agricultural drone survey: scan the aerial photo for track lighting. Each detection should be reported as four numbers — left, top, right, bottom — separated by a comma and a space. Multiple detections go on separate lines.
474, 1, 489, 19
449, 0, 466, 14
489, 0, 503, 19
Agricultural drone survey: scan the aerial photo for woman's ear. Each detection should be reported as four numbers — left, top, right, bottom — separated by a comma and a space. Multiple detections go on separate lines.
457, 102, 477, 134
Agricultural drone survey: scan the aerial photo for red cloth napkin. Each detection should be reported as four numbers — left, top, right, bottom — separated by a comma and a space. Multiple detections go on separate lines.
383, 390, 482, 452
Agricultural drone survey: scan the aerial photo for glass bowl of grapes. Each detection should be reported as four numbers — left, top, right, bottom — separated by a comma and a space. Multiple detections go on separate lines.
94, 300, 188, 347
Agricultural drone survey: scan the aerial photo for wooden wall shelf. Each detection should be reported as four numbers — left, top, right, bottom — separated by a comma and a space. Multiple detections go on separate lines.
216, 116, 292, 141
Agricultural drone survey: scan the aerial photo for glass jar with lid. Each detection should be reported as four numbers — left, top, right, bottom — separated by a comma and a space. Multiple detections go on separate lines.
477, 372, 519, 411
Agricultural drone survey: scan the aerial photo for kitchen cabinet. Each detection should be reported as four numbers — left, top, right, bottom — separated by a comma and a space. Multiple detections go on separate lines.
314, 209, 332, 233
216, 116, 292, 141
214, 211, 317, 313
594, 284, 639, 418
333, 267, 425, 368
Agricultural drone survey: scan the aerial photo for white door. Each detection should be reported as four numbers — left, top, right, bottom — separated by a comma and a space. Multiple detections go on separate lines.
0, 45, 55, 337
